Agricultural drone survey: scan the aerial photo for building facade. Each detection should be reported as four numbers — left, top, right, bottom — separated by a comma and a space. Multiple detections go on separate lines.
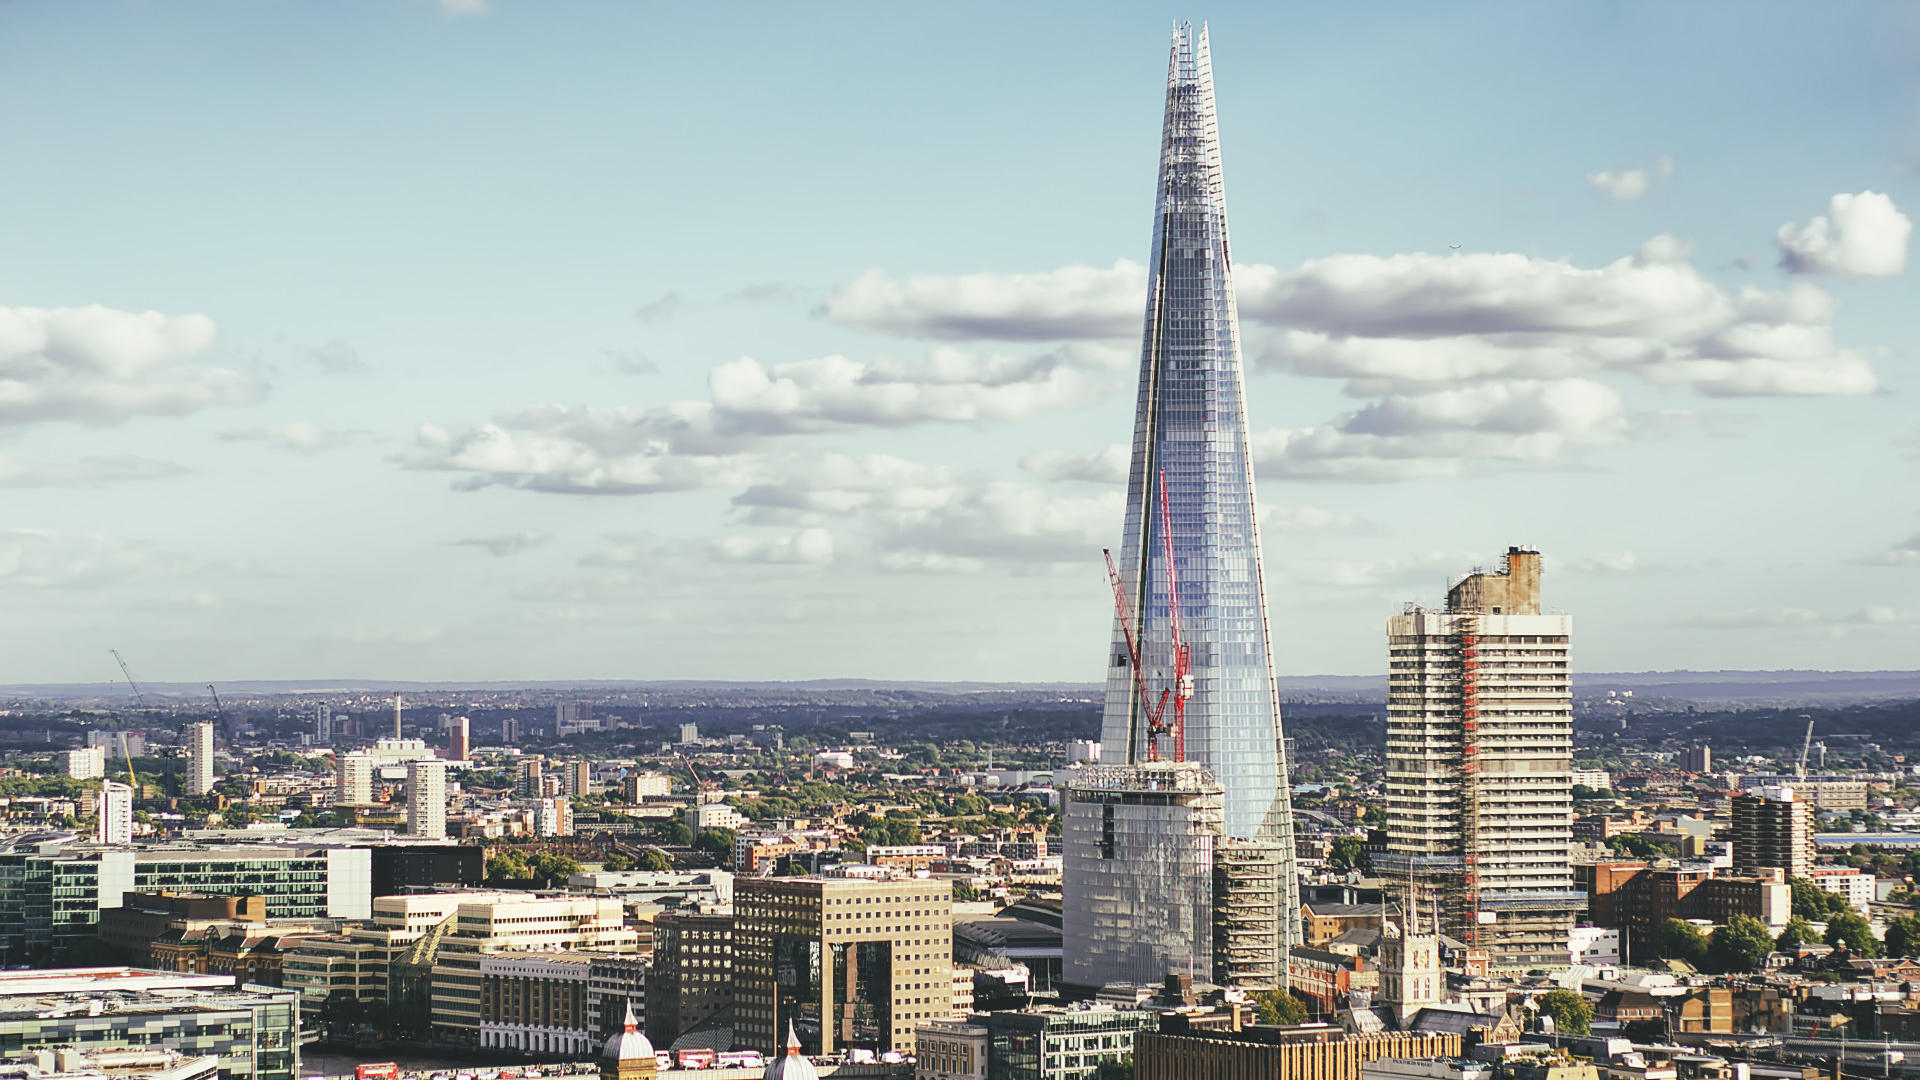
98, 781, 134, 845
429, 895, 638, 1046
185, 723, 216, 797
645, 911, 733, 1049
407, 759, 448, 840
980, 1005, 1153, 1080
1732, 787, 1813, 879
1382, 549, 1581, 970
1070, 23, 1300, 988
0, 969, 299, 1080
1062, 762, 1221, 990
733, 875, 955, 1057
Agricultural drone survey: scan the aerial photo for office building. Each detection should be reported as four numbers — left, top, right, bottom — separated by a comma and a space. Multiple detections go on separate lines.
407, 759, 448, 840
336, 753, 375, 806
370, 843, 485, 897
0, 838, 372, 963
64, 747, 106, 780
447, 716, 471, 761
1135, 1024, 1463, 1080
1740, 774, 1869, 811
1066, 23, 1301, 994
479, 951, 595, 1055
916, 1020, 989, 1080
427, 895, 638, 1046
1062, 761, 1221, 990
979, 1005, 1154, 1080
733, 875, 955, 1056
1732, 786, 1813, 879
283, 890, 520, 1006
97, 781, 134, 845
185, 723, 215, 797
1382, 548, 1581, 970
0, 968, 300, 1080
645, 911, 734, 1049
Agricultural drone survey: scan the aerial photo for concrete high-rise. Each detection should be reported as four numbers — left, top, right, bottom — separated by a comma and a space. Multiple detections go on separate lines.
1382, 548, 1581, 970
97, 780, 134, 845
337, 752, 375, 806
1732, 786, 1813, 879
185, 722, 216, 796
448, 716, 471, 761
408, 758, 448, 840
1064, 20, 1299, 994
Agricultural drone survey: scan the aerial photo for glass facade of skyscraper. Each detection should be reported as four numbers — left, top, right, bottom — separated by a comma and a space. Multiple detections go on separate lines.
1097, 24, 1298, 875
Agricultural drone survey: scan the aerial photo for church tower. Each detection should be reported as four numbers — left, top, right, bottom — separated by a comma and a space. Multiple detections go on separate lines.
600, 1001, 657, 1080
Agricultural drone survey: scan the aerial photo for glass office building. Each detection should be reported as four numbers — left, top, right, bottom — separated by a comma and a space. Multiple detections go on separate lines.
1084, 19, 1300, 961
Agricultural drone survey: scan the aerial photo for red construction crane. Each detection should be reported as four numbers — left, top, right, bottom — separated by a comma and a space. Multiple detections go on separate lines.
1102, 469, 1191, 763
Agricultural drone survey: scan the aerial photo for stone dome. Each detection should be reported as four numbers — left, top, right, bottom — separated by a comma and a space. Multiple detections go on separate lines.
761, 1023, 820, 1080
602, 1001, 655, 1061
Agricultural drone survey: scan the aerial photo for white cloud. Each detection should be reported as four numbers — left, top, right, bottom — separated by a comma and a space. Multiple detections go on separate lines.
1252, 378, 1630, 481
823, 261, 1146, 341
1681, 606, 1912, 630
826, 237, 1881, 400
1563, 551, 1640, 574
707, 345, 1122, 433
0, 454, 188, 487
412, 343, 1122, 494
868, 481, 1121, 573
0, 528, 171, 589
438, 0, 489, 14
1588, 169, 1649, 201
711, 527, 835, 566
1021, 444, 1131, 484
635, 292, 684, 323
219, 421, 363, 453
1776, 190, 1911, 278
1261, 505, 1369, 533
0, 304, 261, 428
451, 532, 552, 557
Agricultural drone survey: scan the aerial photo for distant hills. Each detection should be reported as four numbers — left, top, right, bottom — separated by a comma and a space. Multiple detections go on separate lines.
6, 669, 1919, 708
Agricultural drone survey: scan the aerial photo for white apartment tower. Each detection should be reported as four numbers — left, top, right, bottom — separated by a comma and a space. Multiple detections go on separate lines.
408, 758, 449, 840
338, 752, 376, 806
1383, 548, 1581, 970
97, 780, 134, 845
185, 721, 216, 796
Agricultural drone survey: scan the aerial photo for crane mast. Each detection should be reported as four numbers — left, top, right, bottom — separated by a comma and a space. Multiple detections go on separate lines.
1101, 469, 1189, 763
109, 650, 145, 706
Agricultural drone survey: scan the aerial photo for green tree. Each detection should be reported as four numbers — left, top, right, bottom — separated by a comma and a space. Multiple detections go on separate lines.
693, 827, 737, 861
1707, 915, 1776, 973
603, 852, 636, 872
1884, 914, 1920, 958
1536, 989, 1593, 1035
529, 853, 581, 887
1826, 911, 1880, 957
638, 848, 674, 873
1094, 1058, 1133, 1080
1660, 919, 1710, 968
486, 851, 533, 883
666, 821, 694, 845
1776, 916, 1818, 952
1254, 989, 1308, 1025
1327, 837, 1370, 872
1791, 878, 1850, 919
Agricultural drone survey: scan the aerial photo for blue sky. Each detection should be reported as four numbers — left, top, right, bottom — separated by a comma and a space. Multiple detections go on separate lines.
2, 1, 1915, 684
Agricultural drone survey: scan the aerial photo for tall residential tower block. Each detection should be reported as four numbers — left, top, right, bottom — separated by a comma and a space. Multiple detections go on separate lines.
1382, 548, 1582, 970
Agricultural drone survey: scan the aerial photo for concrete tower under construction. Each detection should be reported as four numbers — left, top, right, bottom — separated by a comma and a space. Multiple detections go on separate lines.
1063, 22, 1297, 993
1382, 548, 1582, 970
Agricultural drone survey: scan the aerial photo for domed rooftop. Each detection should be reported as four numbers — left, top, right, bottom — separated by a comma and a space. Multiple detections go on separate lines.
761, 1023, 819, 1080
603, 1001, 655, 1061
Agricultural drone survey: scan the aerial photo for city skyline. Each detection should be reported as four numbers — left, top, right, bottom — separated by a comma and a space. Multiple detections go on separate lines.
3, 2, 1917, 685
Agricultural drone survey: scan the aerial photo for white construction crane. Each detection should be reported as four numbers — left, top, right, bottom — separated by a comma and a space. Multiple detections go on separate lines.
1797, 717, 1815, 781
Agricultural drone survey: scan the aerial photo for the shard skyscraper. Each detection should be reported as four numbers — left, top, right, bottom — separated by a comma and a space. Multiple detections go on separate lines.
1062, 22, 1299, 992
